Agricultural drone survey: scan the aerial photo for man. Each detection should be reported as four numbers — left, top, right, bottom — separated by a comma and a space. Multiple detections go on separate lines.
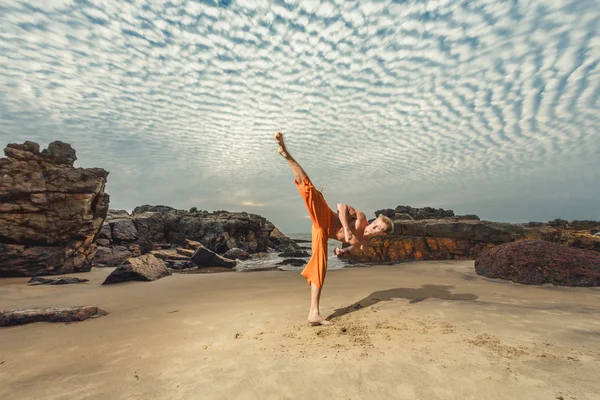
275, 132, 394, 326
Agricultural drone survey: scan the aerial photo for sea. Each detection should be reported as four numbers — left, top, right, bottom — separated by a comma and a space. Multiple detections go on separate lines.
234, 232, 348, 272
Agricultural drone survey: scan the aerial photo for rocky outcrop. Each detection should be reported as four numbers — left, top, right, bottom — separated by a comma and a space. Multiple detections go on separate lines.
475, 241, 600, 286
0, 306, 108, 326
523, 227, 600, 252
375, 205, 480, 221
102, 254, 171, 284
0, 141, 109, 277
340, 216, 600, 264
340, 219, 524, 263
94, 206, 300, 267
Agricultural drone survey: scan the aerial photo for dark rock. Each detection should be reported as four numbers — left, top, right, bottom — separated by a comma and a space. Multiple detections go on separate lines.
102, 254, 171, 284
98, 222, 112, 240
96, 206, 299, 258
278, 245, 310, 258
27, 277, 89, 285
109, 218, 138, 241
475, 241, 600, 286
0, 306, 108, 326
0, 141, 109, 277
41, 141, 77, 166
268, 227, 302, 252
224, 248, 250, 260
94, 245, 133, 266
375, 205, 456, 220
165, 260, 197, 270
277, 258, 307, 267
191, 244, 237, 268
394, 213, 413, 220
133, 212, 165, 243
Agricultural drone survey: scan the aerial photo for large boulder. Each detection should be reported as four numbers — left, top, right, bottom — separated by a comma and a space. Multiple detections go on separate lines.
0, 141, 109, 277
102, 254, 171, 284
191, 243, 237, 268
475, 241, 600, 287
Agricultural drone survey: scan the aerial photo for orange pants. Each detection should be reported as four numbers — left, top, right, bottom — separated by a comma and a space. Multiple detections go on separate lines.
295, 176, 333, 289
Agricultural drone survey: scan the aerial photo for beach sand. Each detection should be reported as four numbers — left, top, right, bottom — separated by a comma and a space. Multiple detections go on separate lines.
1, 261, 599, 400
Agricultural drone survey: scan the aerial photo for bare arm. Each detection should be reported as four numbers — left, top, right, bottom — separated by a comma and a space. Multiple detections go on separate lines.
335, 244, 358, 256
336, 203, 355, 242
336, 203, 369, 248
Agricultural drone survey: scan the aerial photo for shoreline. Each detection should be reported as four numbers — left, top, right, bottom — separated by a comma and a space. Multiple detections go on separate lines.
1, 261, 599, 400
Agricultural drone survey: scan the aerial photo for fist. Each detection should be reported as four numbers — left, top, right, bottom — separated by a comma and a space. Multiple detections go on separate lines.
334, 247, 345, 256
344, 229, 354, 242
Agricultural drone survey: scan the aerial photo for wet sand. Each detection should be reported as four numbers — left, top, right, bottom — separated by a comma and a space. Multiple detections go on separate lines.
1, 261, 599, 400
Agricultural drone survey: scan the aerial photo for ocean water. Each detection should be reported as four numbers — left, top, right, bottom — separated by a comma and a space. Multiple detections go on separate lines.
234, 233, 348, 272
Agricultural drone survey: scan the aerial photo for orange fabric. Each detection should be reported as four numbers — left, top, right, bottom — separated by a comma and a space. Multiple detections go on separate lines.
294, 176, 332, 289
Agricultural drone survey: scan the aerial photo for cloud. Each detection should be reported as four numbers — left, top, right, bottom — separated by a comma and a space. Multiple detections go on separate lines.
0, 0, 598, 233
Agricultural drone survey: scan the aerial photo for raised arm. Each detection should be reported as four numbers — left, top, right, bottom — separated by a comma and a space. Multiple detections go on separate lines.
336, 203, 354, 242
336, 203, 368, 242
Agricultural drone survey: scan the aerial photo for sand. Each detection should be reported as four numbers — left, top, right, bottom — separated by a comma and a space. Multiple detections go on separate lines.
1, 261, 599, 400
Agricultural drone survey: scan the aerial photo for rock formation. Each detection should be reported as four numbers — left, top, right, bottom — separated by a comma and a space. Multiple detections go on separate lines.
339, 218, 600, 264
0, 306, 108, 326
375, 205, 480, 221
0, 141, 109, 277
475, 240, 600, 286
94, 206, 301, 268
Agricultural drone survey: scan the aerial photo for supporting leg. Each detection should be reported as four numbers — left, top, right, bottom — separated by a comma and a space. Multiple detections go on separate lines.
308, 282, 333, 326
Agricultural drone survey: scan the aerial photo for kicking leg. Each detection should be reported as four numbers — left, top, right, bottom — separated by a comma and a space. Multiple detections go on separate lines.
275, 132, 307, 183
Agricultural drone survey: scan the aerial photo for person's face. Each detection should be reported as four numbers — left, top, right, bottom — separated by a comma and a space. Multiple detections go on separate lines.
364, 217, 387, 237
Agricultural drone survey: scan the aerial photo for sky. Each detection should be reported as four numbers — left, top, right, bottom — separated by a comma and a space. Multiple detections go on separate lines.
0, 0, 598, 234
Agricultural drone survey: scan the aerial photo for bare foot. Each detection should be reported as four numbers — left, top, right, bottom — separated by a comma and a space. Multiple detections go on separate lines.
274, 132, 291, 159
308, 315, 333, 326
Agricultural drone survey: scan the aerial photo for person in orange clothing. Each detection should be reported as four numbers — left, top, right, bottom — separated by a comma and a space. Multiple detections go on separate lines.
275, 132, 394, 326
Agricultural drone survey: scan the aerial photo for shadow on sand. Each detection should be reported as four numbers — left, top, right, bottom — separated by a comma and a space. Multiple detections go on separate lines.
328, 285, 478, 320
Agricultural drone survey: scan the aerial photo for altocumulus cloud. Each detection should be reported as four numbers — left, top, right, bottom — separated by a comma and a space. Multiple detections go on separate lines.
0, 0, 598, 233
